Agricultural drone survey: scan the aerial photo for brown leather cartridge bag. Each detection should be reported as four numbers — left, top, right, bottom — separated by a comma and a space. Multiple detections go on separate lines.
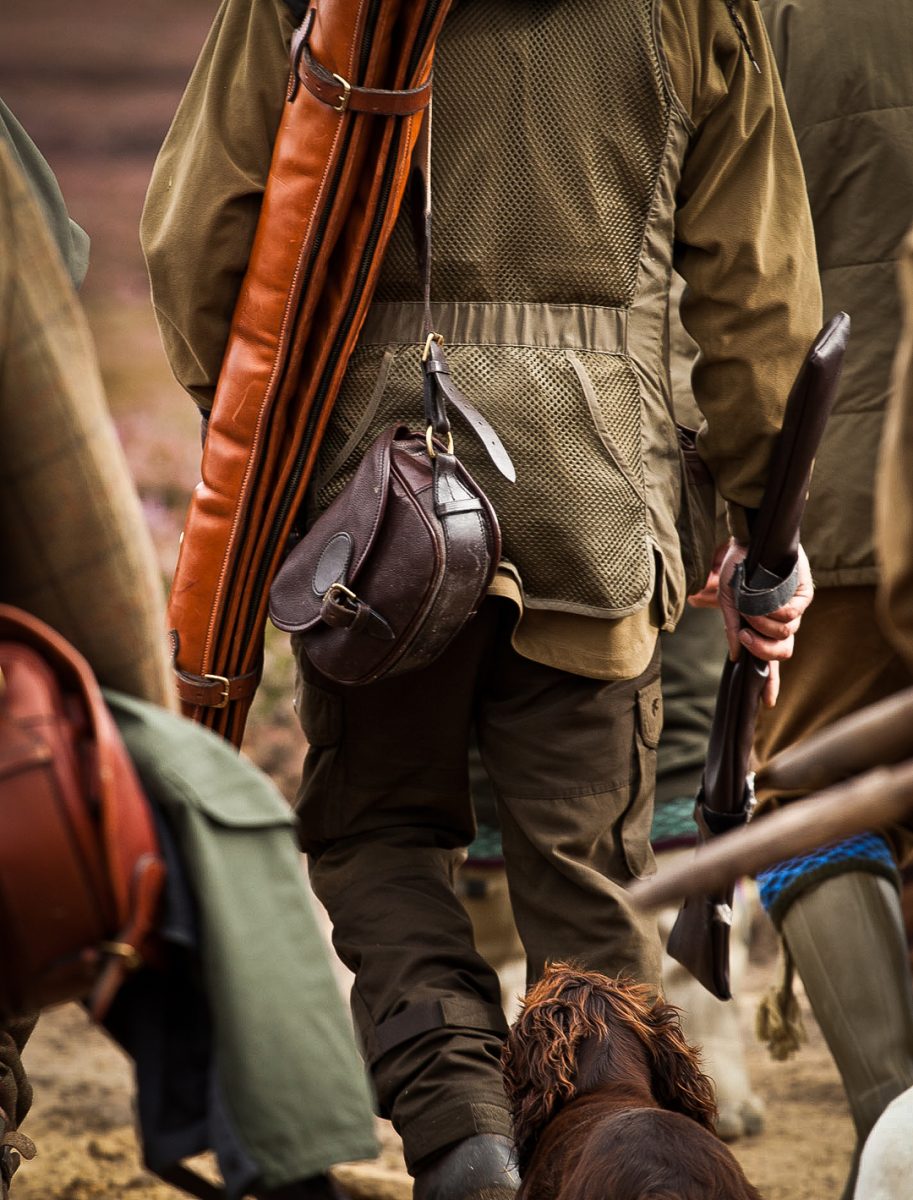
270, 423, 500, 684
168, 0, 455, 745
0, 605, 164, 1021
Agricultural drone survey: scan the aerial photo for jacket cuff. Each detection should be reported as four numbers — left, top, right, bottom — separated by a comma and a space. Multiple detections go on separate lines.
726, 504, 757, 543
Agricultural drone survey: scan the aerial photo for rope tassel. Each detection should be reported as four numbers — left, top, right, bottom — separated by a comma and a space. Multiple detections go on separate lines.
756, 946, 807, 1061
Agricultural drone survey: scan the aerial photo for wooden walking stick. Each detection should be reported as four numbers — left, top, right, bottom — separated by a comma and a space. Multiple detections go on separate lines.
760, 685, 913, 794
632, 760, 913, 910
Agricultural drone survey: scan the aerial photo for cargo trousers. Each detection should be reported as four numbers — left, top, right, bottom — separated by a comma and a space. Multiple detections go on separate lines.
293, 597, 663, 1170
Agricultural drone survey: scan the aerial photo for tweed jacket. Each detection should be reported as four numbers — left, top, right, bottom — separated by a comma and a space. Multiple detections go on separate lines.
0, 138, 377, 1192
0, 100, 89, 290
0, 138, 173, 707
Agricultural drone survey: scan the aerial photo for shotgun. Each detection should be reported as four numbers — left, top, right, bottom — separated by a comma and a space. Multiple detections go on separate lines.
665, 311, 850, 999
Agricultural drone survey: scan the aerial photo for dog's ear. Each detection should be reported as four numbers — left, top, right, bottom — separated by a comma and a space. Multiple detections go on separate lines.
502, 974, 591, 1171
502, 996, 580, 1142
645, 998, 718, 1132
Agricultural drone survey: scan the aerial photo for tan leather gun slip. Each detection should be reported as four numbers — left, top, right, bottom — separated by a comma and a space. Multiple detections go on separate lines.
168, 0, 452, 744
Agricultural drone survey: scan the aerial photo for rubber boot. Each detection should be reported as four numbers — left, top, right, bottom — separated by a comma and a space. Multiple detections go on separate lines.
781, 872, 913, 1199
412, 1133, 519, 1200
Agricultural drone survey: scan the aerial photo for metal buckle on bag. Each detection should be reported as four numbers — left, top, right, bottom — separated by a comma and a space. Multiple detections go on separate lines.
324, 581, 358, 605
425, 425, 454, 459
332, 72, 351, 113
203, 673, 231, 709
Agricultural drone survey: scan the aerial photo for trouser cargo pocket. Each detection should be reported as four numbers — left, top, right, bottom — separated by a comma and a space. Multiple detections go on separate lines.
620, 676, 663, 879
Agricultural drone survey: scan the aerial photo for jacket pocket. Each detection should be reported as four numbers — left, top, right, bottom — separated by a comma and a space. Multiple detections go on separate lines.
448, 341, 652, 614
675, 424, 718, 597
566, 349, 646, 507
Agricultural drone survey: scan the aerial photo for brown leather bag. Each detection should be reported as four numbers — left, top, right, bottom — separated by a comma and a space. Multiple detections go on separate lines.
0, 606, 165, 1021
268, 108, 512, 685
270, 420, 500, 684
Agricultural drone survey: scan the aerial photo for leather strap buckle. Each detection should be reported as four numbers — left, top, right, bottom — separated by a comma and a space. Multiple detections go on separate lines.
320, 583, 394, 641
325, 581, 357, 603
170, 632, 261, 710
331, 72, 351, 113
203, 673, 231, 709
293, 20, 433, 118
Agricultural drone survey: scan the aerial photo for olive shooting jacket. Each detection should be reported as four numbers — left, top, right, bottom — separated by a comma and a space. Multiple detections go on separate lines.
143, 0, 822, 676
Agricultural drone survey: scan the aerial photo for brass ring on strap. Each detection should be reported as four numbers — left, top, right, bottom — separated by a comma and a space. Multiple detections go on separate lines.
421, 332, 444, 362
426, 425, 454, 459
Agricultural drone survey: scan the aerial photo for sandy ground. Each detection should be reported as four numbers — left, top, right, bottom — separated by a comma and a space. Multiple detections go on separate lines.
2, 4, 857, 1198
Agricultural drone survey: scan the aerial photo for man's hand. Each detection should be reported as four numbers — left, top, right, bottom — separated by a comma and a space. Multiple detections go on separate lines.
716, 540, 814, 708
687, 541, 728, 609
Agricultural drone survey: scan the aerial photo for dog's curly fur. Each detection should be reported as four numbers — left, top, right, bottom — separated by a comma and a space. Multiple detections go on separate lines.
502, 964, 763, 1200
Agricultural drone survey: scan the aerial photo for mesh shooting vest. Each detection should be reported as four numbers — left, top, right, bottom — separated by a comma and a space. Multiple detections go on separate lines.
313, 0, 692, 623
